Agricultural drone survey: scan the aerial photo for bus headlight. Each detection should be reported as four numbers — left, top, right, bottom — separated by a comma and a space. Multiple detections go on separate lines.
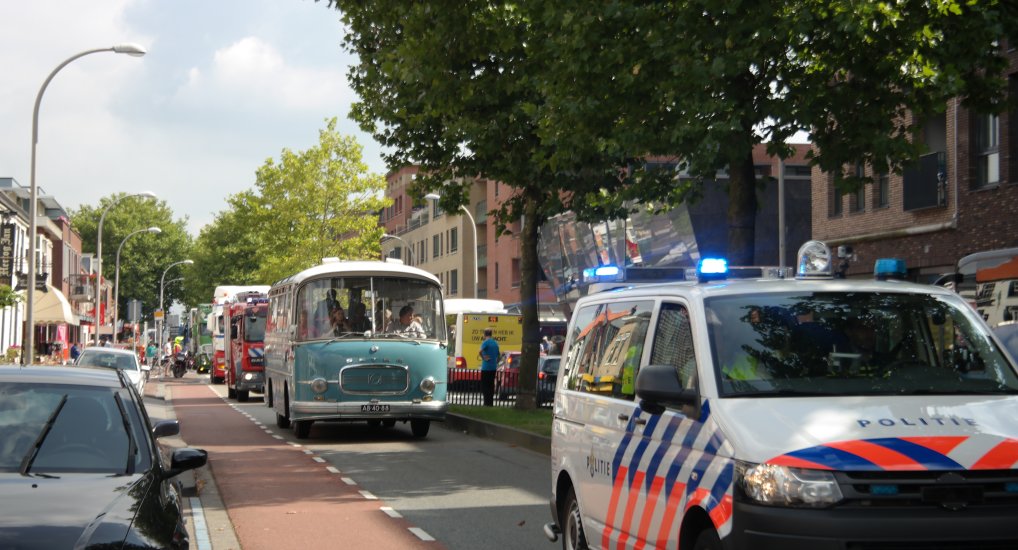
419, 376, 436, 395
310, 377, 328, 394
738, 461, 842, 507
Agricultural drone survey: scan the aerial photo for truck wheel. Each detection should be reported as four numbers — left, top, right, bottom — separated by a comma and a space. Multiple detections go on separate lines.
561, 487, 588, 550
692, 529, 722, 550
410, 419, 430, 438
294, 420, 312, 439
237, 390, 249, 402
276, 412, 290, 429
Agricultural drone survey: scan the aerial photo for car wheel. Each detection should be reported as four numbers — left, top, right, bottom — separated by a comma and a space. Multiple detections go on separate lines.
410, 419, 430, 438
561, 486, 588, 550
227, 386, 236, 399
692, 528, 723, 550
276, 412, 290, 429
293, 420, 312, 439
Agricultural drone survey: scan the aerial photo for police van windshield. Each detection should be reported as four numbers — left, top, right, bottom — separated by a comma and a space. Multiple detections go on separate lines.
704, 292, 1018, 397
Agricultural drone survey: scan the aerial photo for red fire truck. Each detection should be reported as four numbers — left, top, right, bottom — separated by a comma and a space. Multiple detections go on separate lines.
224, 293, 268, 402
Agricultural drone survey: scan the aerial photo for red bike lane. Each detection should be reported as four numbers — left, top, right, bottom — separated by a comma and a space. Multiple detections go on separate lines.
167, 381, 446, 550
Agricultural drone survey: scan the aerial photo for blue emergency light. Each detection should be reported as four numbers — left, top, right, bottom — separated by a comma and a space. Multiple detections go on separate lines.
582, 264, 622, 283
874, 258, 907, 280
696, 257, 728, 282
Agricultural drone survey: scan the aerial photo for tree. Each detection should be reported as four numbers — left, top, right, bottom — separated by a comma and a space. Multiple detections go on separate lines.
182, 207, 265, 308
71, 195, 192, 324
231, 118, 391, 284
529, 1, 1018, 264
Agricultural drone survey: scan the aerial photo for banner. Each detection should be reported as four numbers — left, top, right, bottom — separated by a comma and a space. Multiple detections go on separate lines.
0, 223, 14, 282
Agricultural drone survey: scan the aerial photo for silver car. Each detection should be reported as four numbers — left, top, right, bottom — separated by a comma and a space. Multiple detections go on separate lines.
74, 347, 149, 395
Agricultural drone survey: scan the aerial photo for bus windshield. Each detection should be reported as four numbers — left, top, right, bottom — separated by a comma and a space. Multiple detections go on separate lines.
296, 276, 445, 341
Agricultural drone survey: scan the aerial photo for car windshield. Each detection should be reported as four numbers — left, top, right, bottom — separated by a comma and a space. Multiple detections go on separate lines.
76, 351, 138, 372
0, 382, 151, 474
542, 358, 560, 373
705, 291, 1018, 397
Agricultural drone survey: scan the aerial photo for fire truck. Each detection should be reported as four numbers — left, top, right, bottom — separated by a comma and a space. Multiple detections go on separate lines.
224, 292, 268, 402
208, 285, 269, 384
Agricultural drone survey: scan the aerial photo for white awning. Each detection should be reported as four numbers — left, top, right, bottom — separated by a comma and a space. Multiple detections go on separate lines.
31, 284, 78, 325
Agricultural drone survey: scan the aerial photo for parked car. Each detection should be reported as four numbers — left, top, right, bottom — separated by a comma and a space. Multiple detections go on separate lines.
75, 346, 149, 395
495, 351, 521, 400
0, 365, 208, 549
536, 355, 561, 407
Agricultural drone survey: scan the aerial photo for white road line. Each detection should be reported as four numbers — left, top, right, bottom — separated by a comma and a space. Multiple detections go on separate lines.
272, 435, 284, 440
326, 466, 340, 474
303, 449, 314, 455
341, 477, 357, 485
359, 490, 377, 500
408, 527, 435, 542
188, 497, 213, 550
312, 457, 325, 463
380, 507, 402, 518
289, 443, 302, 448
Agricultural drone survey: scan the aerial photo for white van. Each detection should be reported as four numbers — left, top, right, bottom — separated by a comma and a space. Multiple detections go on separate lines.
545, 242, 1018, 549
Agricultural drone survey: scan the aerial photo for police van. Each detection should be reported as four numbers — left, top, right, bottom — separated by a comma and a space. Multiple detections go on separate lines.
544, 241, 1018, 549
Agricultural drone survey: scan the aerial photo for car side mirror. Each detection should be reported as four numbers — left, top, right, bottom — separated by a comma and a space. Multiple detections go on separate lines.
152, 419, 180, 439
163, 448, 208, 480
635, 363, 699, 416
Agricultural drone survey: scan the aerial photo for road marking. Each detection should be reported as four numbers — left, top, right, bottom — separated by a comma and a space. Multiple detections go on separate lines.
303, 449, 314, 455
272, 435, 284, 440
289, 442, 302, 448
253, 422, 263, 426
341, 477, 357, 485
409, 527, 435, 541
359, 490, 377, 500
380, 506, 402, 518
188, 497, 213, 550
312, 457, 325, 463
326, 466, 340, 474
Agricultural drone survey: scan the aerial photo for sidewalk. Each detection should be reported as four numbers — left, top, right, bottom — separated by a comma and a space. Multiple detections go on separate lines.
150, 373, 445, 550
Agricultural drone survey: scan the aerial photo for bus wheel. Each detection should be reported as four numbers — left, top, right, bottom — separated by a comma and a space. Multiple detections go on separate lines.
294, 420, 312, 439
561, 486, 588, 550
276, 412, 290, 429
410, 419, 430, 438
265, 381, 273, 407
382, 419, 396, 428
237, 390, 249, 402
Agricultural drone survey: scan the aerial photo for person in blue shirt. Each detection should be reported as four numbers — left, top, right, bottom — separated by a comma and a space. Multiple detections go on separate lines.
478, 328, 500, 407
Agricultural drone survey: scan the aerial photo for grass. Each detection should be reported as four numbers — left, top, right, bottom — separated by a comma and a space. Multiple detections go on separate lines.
449, 404, 554, 438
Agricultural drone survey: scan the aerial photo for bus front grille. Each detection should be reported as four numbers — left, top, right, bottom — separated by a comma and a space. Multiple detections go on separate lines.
340, 365, 409, 395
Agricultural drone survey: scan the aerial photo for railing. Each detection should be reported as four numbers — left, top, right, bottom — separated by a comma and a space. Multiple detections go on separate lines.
444, 368, 554, 408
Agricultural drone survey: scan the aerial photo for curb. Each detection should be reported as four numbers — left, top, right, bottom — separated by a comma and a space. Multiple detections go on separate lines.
442, 413, 551, 455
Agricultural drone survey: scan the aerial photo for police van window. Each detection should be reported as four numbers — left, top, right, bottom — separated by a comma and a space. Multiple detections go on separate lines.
704, 291, 1018, 397
650, 303, 697, 390
562, 300, 652, 400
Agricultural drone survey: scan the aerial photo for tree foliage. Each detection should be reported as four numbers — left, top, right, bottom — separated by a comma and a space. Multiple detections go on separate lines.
182, 207, 265, 308
71, 195, 192, 320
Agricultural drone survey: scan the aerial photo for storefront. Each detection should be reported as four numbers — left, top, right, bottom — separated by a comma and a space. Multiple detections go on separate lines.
31, 284, 77, 363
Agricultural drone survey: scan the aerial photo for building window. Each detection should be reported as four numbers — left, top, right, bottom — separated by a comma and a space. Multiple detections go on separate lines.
850, 163, 865, 212
432, 200, 443, 218
433, 234, 441, 258
829, 183, 843, 217
450, 227, 458, 252
974, 113, 1000, 188
874, 172, 889, 208
511, 258, 521, 288
450, 269, 458, 295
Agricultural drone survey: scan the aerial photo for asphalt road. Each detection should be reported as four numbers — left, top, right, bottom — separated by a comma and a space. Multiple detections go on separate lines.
165, 374, 554, 550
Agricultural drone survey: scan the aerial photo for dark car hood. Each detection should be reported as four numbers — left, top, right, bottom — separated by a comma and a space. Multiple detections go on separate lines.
0, 473, 152, 549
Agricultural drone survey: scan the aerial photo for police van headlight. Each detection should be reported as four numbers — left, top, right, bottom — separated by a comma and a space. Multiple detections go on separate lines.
419, 376, 436, 395
310, 377, 328, 394
737, 461, 842, 507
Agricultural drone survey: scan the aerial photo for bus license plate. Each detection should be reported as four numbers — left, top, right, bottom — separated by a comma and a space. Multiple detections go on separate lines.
361, 404, 390, 413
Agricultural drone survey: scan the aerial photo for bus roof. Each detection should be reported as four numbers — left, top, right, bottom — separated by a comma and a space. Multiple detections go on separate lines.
269, 259, 440, 289
444, 298, 507, 315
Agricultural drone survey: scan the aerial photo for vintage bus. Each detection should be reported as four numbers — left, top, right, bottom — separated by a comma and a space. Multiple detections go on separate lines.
264, 258, 447, 439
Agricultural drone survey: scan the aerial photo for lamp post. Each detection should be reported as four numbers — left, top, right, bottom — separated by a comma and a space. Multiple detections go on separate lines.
425, 193, 478, 298
94, 192, 158, 345
113, 226, 161, 344
25, 43, 146, 364
382, 233, 415, 264
159, 260, 193, 359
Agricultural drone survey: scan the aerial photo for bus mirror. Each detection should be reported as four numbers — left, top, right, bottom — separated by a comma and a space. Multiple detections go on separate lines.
230, 326, 238, 339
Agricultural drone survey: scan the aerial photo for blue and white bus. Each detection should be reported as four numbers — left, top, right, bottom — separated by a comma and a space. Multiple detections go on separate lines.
264, 258, 447, 439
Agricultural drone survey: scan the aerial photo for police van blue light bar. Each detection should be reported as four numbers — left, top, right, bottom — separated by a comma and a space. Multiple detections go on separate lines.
696, 257, 728, 282
874, 258, 906, 280
582, 264, 622, 283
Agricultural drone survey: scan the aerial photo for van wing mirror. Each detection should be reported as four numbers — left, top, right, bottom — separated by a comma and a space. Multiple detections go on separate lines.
635, 363, 698, 415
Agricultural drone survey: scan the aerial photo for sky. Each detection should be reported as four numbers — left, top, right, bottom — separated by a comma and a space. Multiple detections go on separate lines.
0, 0, 386, 236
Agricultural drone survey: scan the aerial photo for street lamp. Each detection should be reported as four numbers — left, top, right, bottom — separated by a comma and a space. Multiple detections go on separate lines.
159, 260, 193, 357
425, 193, 478, 298
25, 43, 147, 364
113, 226, 161, 344
382, 233, 415, 264
94, 192, 158, 345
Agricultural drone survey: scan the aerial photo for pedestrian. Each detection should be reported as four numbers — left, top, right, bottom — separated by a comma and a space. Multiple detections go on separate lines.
69, 341, 81, 362
478, 327, 500, 407
145, 341, 157, 367
541, 336, 551, 355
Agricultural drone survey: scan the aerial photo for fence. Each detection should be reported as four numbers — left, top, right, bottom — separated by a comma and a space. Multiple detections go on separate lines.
445, 368, 555, 408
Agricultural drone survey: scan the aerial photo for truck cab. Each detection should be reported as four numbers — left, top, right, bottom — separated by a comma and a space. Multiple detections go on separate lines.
224, 295, 268, 402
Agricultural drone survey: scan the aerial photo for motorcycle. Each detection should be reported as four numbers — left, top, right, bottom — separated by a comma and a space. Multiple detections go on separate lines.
172, 352, 188, 378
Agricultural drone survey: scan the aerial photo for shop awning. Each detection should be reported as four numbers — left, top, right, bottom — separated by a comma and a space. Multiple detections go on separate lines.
31, 285, 78, 325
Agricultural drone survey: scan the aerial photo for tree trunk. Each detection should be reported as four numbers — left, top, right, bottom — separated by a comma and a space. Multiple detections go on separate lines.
727, 147, 758, 266
515, 192, 541, 410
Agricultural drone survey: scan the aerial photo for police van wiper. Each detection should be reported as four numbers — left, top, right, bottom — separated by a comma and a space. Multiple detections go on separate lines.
19, 394, 68, 477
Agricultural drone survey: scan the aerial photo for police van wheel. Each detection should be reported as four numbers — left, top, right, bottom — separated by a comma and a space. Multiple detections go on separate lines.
692, 528, 722, 550
561, 487, 588, 550
276, 412, 290, 429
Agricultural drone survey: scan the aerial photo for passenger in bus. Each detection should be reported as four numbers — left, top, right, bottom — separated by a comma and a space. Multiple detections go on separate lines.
348, 302, 371, 332
386, 305, 426, 337
329, 304, 351, 335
